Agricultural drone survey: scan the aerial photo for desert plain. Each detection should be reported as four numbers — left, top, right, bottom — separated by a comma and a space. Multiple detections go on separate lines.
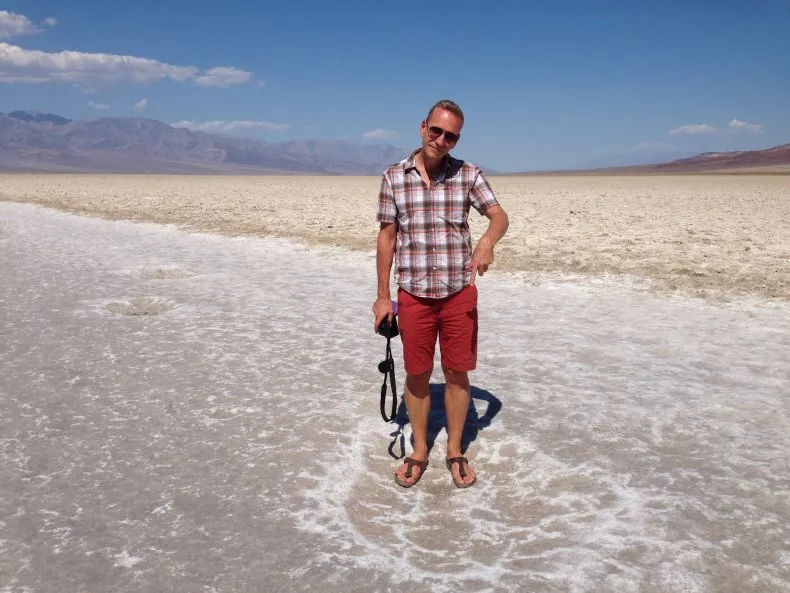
1, 173, 790, 592
1, 172, 788, 300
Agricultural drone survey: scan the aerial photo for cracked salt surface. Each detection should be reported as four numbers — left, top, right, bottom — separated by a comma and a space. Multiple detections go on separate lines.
1, 202, 789, 593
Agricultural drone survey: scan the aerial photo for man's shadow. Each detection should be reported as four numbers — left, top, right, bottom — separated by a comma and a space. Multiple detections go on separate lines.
388, 383, 503, 459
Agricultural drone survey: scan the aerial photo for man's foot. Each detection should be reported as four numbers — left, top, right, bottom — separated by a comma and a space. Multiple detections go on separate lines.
445, 456, 476, 488
394, 457, 429, 488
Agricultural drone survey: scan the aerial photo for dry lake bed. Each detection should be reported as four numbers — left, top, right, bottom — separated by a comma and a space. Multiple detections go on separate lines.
1, 174, 789, 592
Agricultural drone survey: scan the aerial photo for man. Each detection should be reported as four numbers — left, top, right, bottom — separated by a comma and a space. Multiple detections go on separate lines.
373, 99, 509, 489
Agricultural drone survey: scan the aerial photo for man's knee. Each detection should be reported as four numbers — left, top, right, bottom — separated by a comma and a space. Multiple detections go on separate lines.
442, 366, 469, 387
406, 368, 432, 396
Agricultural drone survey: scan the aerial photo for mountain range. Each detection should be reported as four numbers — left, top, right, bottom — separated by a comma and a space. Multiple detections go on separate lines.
521, 143, 790, 174
0, 110, 409, 175
1, 110, 788, 174
612, 143, 790, 173
574, 144, 790, 175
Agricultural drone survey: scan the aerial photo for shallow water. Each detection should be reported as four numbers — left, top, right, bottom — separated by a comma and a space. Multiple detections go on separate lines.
1, 203, 789, 593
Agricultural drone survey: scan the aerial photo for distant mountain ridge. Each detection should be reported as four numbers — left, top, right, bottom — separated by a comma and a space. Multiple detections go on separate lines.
6, 110, 73, 126
638, 144, 790, 172
3, 110, 787, 174
0, 110, 409, 174
523, 143, 790, 174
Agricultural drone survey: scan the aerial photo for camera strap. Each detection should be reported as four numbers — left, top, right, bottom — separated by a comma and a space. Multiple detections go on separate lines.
379, 336, 398, 422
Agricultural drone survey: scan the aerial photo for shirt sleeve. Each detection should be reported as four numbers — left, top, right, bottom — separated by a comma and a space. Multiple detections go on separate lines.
469, 169, 499, 215
376, 173, 397, 223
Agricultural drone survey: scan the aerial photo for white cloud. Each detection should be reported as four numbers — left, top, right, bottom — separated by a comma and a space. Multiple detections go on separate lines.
88, 100, 110, 110
193, 66, 252, 88
728, 118, 762, 133
668, 124, 718, 135
171, 120, 291, 134
0, 10, 254, 88
362, 128, 399, 140
0, 42, 195, 86
0, 10, 40, 38
0, 42, 254, 89
133, 98, 148, 111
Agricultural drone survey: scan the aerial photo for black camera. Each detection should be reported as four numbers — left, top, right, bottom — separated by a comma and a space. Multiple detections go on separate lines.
377, 315, 399, 338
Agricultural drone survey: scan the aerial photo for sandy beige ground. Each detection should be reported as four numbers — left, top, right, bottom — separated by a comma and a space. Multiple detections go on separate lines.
1, 173, 788, 300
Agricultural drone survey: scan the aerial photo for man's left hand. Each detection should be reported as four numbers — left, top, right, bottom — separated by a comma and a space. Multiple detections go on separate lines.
469, 239, 494, 285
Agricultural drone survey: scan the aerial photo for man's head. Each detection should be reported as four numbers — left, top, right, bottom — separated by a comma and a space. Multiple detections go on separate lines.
420, 99, 464, 161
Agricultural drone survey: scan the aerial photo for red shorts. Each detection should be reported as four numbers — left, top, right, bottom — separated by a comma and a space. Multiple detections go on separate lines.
397, 284, 478, 375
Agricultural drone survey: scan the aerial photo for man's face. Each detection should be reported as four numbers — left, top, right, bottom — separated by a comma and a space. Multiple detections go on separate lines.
420, 108, 463, 160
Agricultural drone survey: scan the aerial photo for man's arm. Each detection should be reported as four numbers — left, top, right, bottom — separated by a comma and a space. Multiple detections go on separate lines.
372, 221, 397, 331
469, 204, 509, 284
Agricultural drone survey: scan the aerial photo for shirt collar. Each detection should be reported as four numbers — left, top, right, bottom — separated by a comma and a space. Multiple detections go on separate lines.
404, 149, 452, 176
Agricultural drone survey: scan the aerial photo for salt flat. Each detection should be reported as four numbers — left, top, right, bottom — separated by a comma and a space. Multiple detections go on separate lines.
1, 202, 789, 593
1, 173, 788, 299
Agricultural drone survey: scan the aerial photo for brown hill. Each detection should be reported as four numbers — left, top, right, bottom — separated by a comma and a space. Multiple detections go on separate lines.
634, 143, 790, 173
516, 143, 790, 175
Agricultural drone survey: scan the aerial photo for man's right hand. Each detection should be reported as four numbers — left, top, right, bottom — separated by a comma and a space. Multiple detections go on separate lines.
372, 297, 394, 333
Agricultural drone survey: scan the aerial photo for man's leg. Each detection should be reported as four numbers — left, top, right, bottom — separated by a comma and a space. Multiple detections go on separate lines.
394, 289, 438, 486
394, 369, 432, 485
438, 284, 478, 486
443, 367, 476, 486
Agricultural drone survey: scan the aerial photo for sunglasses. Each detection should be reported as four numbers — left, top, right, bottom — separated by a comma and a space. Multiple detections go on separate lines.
426, 125, 460, 144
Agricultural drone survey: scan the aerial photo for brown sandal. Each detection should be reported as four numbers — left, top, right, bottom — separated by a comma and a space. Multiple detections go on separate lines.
445, 456, 477, 489
394, 457, 429, 488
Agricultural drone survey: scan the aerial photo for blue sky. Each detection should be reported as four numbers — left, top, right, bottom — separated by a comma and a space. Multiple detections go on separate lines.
1, 0, 788, 171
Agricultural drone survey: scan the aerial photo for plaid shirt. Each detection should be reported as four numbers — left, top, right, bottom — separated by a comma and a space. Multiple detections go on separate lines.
377, 149, 499, 299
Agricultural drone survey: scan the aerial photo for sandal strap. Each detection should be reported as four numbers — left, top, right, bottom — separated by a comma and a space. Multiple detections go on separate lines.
446, 456, 468, 478
403, 457, 428, 478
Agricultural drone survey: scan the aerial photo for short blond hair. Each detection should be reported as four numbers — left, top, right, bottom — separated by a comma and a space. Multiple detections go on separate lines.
427, 99, 464, 123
